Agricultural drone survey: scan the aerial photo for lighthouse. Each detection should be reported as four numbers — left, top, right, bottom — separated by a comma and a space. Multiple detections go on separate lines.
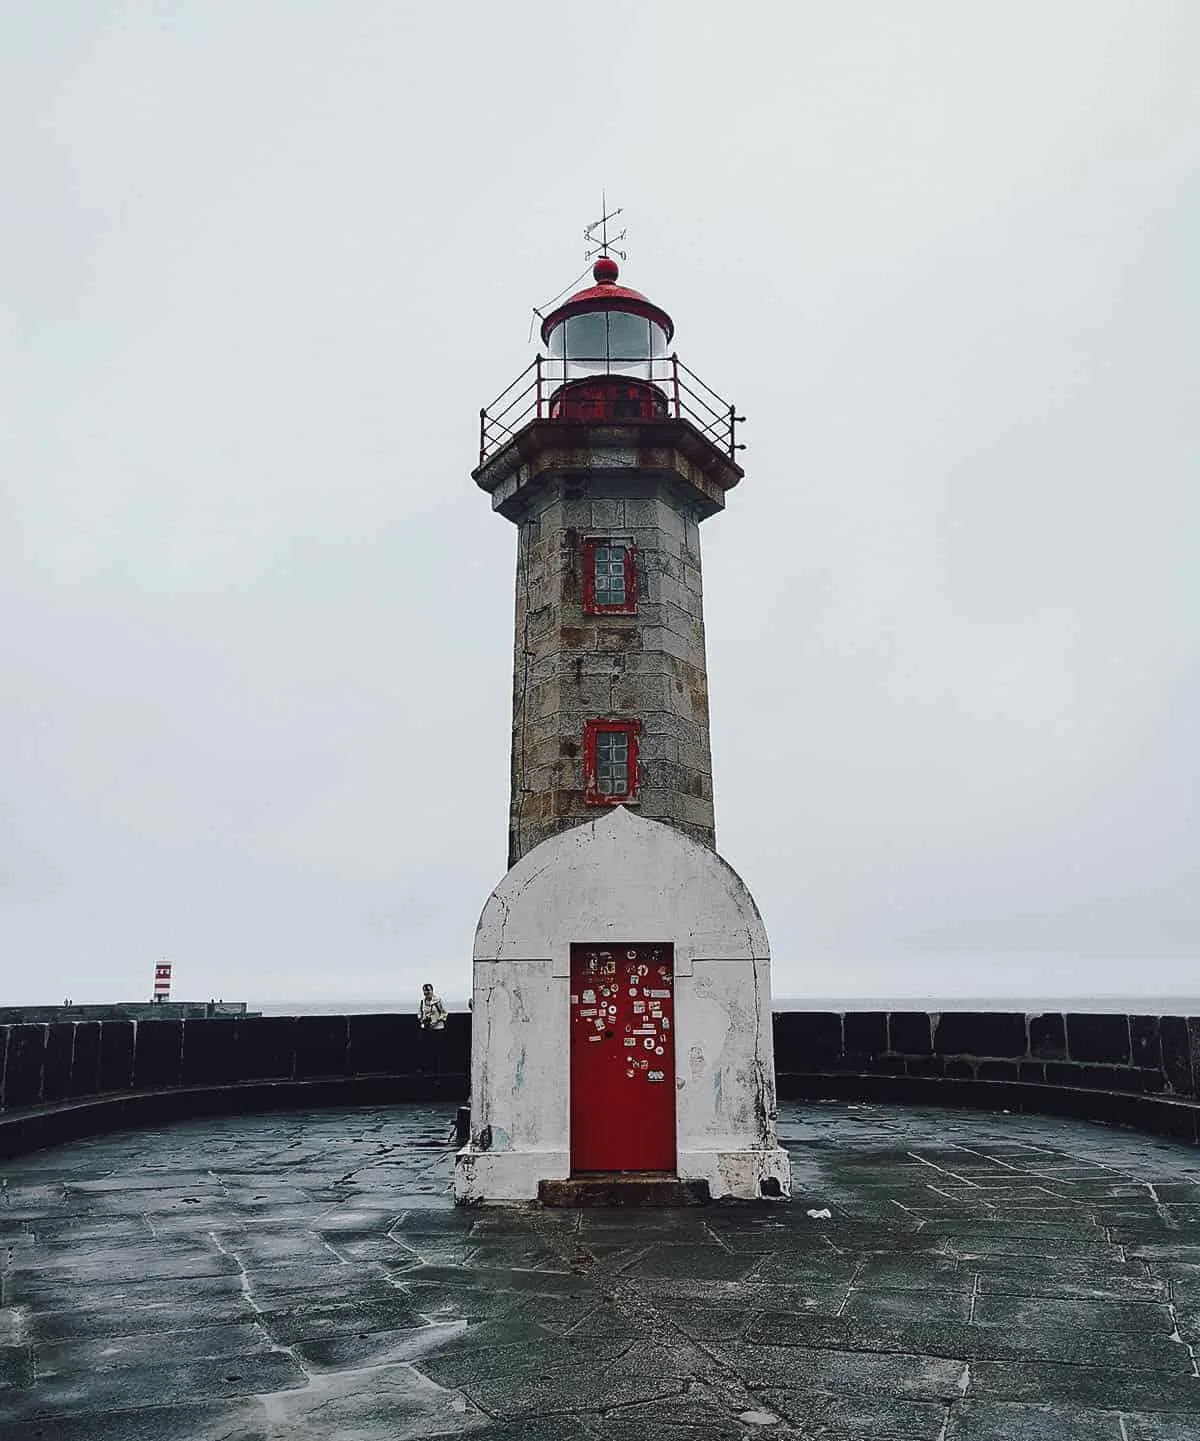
454, 235, 790, 1203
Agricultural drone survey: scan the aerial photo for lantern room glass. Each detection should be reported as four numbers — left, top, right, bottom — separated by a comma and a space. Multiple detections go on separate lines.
545, 310, 669, 384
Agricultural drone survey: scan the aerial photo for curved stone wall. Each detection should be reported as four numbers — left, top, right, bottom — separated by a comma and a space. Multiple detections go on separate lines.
1, 1009, 1197, 1157
774, 1009, 1198, 1094
0, 1013, 470, 1156
773, 1009, 1200, 1143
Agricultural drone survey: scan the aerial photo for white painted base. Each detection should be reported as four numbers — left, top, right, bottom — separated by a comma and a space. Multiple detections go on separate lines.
453, 1145, 568, 1204
677, 1147, 792, 1201
453, 1143, 792, 1205
456, 810, 790, 1207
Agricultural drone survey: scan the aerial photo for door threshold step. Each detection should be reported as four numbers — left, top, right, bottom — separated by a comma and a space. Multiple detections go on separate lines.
538, 1173, 710, 1207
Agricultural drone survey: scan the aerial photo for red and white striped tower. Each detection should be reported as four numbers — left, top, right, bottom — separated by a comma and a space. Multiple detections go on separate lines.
152, 960, 172, 1004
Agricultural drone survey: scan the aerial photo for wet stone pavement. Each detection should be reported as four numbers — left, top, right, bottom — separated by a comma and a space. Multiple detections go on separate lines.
2, 1104, 1200, 1440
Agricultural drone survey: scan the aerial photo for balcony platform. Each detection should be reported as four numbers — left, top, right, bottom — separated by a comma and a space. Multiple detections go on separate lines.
472, 415, 744, 521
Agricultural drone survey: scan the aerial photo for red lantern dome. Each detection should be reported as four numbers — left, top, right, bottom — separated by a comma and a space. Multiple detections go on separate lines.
540, 256, 675, 346
541, 255, 679, 426
538, 258, 675, 425
475, 249, 742, 472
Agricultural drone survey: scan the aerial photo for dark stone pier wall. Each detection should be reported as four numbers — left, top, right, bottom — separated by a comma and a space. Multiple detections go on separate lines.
0, 1014, 469, 1156
1, 1008, 1198, 1156
774, 1009, 1199, 1094
774, 1009, 1200, 1142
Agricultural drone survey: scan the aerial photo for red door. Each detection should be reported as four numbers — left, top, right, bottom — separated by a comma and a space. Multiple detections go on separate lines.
569, 943, 676, 1173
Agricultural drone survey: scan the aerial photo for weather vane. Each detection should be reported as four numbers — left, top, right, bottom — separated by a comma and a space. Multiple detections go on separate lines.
584, 193, 627, 263
529, 198, 629, 342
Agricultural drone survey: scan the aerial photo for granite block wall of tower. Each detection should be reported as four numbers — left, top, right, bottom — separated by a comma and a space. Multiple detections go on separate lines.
507, 472, 715, 865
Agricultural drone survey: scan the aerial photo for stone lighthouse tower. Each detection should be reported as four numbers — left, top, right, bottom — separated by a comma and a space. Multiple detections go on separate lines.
455, 241, 790, 1204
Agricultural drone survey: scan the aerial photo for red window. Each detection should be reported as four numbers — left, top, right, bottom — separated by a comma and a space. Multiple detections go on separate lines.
584, 720, 641, 805
583, 539, 637, 615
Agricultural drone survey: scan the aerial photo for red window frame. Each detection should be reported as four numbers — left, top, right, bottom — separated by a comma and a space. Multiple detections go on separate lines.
583, 719, 641, 805
583, 538, 637, 616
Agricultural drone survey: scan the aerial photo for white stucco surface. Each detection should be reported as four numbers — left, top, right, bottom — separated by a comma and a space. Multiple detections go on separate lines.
473, 805, 769, 972
454, 808, 791, 1203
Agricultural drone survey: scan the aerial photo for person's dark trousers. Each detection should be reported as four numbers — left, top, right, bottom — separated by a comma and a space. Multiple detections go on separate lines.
418, 1026, 443, 1076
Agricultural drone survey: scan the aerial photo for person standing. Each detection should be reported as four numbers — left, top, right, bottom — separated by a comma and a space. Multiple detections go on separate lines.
417, 983, 447, 1075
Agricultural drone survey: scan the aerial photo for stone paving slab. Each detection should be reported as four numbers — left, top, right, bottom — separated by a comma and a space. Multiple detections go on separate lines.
33, 1319, 277, 1379
2, 1102, 1200, 1438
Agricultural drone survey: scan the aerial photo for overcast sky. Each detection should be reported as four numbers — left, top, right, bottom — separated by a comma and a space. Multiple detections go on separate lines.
1, 2, 1196, 1008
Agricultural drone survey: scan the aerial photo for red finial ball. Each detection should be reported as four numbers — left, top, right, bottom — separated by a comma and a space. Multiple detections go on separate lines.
592, 255, 619, 284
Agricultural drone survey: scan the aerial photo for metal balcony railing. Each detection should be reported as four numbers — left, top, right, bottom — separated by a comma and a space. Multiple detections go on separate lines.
477, 355, 744, 468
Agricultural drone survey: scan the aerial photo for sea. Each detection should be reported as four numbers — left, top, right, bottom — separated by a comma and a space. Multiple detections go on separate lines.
256, 996, 1200, 1017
